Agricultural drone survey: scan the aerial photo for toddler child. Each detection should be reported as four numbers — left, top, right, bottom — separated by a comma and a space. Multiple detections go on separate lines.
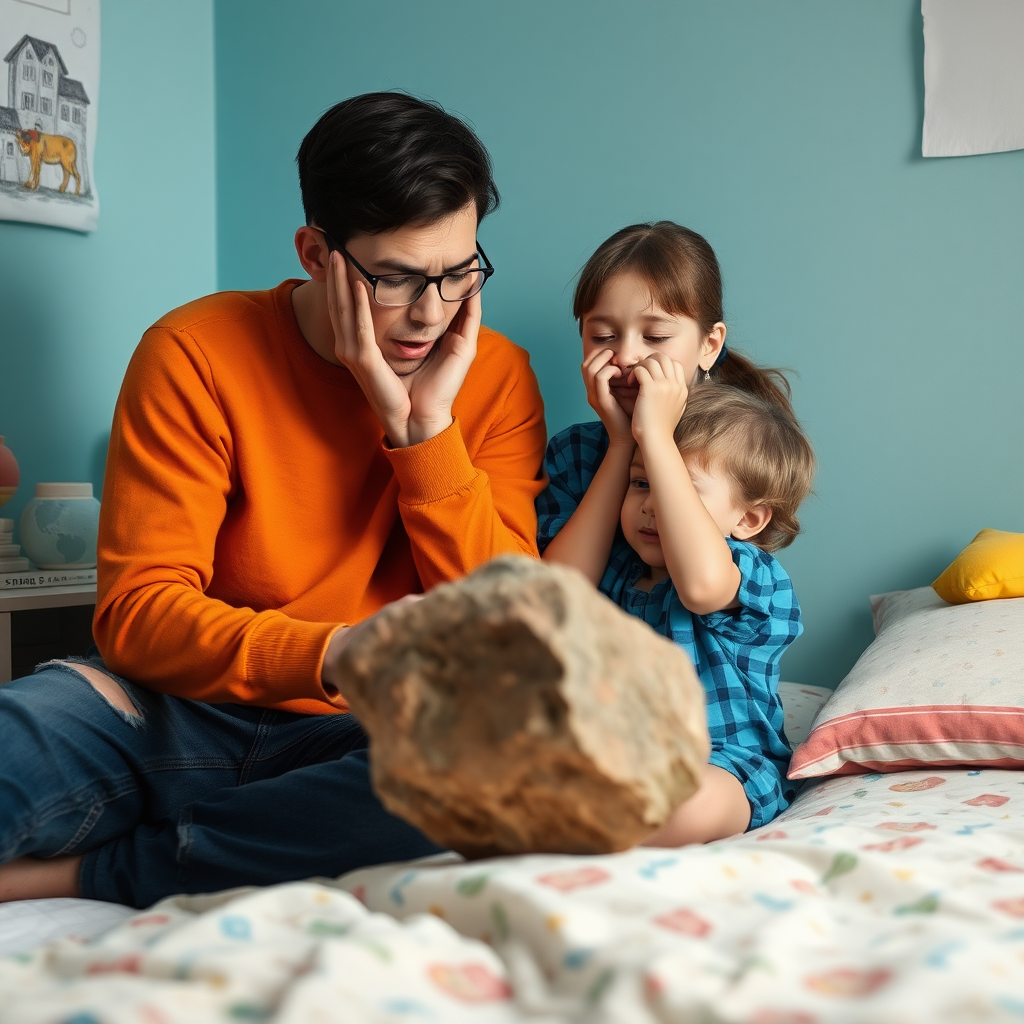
538, 221, 815, 844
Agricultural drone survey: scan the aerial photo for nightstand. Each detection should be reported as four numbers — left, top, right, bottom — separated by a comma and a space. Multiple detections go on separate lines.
0, 585, 97, 684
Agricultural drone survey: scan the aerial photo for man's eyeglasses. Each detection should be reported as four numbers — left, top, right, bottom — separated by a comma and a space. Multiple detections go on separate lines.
318, 229, 494, 307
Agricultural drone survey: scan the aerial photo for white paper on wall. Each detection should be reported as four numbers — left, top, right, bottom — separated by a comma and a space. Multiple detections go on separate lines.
922, 0, 1024, 158
0, 0, 99, 231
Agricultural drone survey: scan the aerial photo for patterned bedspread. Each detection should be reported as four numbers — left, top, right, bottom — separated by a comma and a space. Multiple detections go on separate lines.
2, 769, 1023, 1023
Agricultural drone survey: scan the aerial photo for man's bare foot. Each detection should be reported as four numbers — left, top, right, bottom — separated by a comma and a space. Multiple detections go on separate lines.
0, 855, 82, 901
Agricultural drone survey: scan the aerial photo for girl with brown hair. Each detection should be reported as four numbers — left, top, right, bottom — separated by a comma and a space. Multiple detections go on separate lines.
538, 221, 815, 845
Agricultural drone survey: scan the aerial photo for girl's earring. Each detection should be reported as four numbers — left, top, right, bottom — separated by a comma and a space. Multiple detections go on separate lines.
703, 367, 712, 383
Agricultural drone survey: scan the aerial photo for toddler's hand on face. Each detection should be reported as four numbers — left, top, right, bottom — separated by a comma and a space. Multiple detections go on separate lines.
631, 353, 689, 447
582, 348, 634, 447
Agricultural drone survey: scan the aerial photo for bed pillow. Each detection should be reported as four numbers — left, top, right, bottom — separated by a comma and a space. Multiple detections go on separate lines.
932, 528, 1024, 604
777, 682, 832, 747
788, 586, 1024, 779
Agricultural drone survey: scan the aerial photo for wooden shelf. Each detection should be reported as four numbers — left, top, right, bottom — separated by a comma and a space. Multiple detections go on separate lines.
0, 584, 97, 612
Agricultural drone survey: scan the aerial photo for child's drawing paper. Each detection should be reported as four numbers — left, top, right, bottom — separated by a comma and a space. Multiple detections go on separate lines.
0, 0, 99, 231
922, 0, 1024, 157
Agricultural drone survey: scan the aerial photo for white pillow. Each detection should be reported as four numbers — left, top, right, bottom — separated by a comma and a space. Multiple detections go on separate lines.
777, 681, 832, 747
789, 587, 1024, 779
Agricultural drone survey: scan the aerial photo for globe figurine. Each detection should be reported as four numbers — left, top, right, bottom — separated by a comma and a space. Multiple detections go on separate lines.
20, 482, 101, 569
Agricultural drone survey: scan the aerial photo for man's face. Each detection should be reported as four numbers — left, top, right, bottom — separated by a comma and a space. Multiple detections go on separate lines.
341, 203, 480, 376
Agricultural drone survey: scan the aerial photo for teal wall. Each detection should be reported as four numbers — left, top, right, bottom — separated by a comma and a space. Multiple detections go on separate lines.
3, 3, 1021, 690
0, 0, 216, 530
213, 0, 1023, 687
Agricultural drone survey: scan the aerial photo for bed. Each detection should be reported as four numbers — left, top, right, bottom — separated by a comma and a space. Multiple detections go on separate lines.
0, 584, 1022, 1023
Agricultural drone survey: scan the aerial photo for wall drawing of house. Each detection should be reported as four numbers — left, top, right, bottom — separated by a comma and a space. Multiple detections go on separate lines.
0, 34, 90, 194
0, 105, 21, 185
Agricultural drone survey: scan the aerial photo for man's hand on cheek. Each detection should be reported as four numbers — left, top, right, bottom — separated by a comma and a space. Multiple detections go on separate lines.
325, 251, 415, 446
402, 290, 480, 447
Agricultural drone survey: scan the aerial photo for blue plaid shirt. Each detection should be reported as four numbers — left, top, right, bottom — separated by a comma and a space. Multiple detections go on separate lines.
537, 421, 800, 828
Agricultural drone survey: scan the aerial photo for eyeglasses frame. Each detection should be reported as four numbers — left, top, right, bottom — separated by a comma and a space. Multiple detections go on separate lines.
318, 228, 494, 307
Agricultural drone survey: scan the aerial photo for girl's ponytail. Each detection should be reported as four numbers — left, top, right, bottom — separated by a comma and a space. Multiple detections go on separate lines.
712, 348, 795, 416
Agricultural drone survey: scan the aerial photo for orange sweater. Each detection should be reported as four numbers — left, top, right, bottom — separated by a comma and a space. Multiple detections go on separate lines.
94, 280, 547, 714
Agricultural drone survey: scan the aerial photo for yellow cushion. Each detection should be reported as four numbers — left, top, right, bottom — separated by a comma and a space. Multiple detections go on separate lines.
932, 529, 1024, 604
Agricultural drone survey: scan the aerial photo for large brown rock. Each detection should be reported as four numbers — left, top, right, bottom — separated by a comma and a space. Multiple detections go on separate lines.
338, 556, 710, 857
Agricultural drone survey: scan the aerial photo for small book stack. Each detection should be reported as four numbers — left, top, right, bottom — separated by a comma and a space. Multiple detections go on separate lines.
0, 517, 98, 590
0, 517, 30, 575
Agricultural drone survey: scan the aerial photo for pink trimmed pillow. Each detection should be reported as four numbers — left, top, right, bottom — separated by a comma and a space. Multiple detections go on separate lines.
789, 587, 1024, 779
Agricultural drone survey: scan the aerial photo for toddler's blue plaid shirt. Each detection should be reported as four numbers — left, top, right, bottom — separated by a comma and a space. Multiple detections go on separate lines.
538, 421, 800, 828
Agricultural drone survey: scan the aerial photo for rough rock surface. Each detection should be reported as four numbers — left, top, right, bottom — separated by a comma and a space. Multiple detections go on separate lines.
339, 556, 710, 857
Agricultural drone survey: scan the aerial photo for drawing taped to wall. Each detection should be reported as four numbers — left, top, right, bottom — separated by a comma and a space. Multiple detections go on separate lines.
0, 0, 99, 232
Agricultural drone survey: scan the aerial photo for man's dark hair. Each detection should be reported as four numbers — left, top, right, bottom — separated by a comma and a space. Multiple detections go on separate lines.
297, 92, 499, 243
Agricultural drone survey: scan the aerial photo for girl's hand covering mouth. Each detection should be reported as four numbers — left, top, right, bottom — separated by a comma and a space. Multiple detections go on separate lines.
582, 347, 635, 448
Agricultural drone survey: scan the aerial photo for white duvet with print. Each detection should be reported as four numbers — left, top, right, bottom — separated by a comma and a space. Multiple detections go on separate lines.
1, 769, 1023, 1023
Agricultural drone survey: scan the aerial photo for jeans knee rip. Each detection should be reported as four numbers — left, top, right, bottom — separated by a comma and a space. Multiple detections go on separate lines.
42, 659, 145, 727
175, 806, 193, 866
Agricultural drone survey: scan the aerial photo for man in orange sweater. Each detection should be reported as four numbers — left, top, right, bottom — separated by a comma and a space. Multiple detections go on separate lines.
0, 93, 547, 907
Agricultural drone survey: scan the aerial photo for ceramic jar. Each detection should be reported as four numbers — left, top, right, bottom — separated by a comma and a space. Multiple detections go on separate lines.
19, 482, 101, 569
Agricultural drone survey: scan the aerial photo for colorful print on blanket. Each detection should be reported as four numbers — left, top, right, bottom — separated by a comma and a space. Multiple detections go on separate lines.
2, 770, 1024, 1023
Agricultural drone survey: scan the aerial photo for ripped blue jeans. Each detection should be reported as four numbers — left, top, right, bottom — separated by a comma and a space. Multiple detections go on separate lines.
0, 657, 442, 908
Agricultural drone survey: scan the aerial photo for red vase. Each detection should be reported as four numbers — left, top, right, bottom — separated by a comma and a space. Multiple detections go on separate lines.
0, 436, 19, 510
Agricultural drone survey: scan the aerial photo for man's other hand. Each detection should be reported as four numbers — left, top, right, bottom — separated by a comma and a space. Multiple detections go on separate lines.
403, 290, 480, 446
320, 594, 424, 701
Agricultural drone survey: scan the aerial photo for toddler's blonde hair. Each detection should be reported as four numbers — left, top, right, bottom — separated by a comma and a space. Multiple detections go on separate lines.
673, 384, 815, 552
